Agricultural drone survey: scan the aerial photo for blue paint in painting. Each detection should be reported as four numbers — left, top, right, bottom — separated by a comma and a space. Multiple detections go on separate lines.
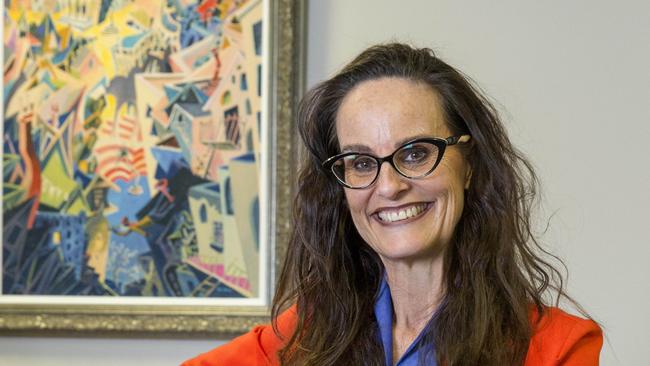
51, 48, 69, 65
224, 176, 234, 215
253, 21, 262, 56
240, 73, 248, 91
122, 32, 147, 49
33, 212, 87, 280
105, 179, 152, 292
164, 85, 181, 101
151, 146, 184, 177
106, 179, 151, 228
162, 13, 178, 32
232, 152, 255, 163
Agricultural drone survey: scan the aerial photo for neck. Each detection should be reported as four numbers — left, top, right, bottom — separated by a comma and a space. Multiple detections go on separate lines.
382, 253, 446, 333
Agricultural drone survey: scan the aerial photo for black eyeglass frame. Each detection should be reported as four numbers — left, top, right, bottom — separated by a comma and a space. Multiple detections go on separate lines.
322, 135, 471, 189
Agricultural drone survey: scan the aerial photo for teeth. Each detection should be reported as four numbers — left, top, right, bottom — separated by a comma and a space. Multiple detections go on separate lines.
377, 204, 427, 223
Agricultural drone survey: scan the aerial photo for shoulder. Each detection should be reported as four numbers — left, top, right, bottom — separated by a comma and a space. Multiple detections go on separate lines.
525, 307, 603, 366
181, 306, 297, 366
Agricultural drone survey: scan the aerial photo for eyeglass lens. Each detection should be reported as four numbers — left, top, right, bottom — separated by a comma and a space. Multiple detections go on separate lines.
331, 141, 441, 188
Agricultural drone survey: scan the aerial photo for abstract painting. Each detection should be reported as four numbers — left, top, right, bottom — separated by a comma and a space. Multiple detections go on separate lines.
2, 0, 267, 304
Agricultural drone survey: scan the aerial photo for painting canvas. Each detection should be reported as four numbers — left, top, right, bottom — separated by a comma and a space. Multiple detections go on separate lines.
2, 0, 269, 307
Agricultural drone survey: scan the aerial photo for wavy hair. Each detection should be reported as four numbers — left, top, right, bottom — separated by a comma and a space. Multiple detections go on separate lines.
272, 43, 573, 365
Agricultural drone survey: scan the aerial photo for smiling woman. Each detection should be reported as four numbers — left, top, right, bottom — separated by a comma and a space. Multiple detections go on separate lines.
334, 78, 472, 265
183, 43, 602, 366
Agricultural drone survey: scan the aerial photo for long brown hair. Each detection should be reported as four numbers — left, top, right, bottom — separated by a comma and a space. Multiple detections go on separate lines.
273, 43, 573, 365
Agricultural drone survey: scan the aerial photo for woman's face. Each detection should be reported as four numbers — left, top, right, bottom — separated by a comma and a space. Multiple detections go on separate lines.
335, 77, 471, 264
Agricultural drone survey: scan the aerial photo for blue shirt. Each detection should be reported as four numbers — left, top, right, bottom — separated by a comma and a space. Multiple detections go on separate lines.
374, 278, 437, 366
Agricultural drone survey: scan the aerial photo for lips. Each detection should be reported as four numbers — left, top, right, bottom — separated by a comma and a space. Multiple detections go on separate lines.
376, 203, 430, 223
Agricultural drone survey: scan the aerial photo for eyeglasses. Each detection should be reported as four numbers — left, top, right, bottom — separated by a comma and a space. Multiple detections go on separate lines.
322, 135, 471, 189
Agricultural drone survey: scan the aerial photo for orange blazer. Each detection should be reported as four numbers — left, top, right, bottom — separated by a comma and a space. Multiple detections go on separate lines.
182, 306, 602, 366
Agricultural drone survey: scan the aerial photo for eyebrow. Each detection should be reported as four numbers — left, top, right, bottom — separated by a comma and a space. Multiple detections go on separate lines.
340, 133, 433, 153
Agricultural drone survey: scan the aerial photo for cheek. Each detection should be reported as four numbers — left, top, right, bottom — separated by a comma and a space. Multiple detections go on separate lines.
428, 166, 468, 219
343, 190, 371, 229
438, 158, 469, 195
443, 176, 468, 227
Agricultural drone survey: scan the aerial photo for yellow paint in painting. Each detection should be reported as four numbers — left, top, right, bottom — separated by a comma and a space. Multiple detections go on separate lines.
24, 10, 45, 24
222, 37, 231, 49
225, 261, 247, 278
112, 4, 143, 38
52, 231, 61, 245
67, 195, 90, 216
87, 231, 108, 256
77, 3, 138, 38
221, 91, 232, 106
6, 6, 22, 22
82, 3, 141, 79
93, 42, 117, 79
40, 148, 78, 208
218, 0, 235, 19
56, 25, 72, 49
102, 94, 117, 122
86, 216, 110, 282
131, 8, 152, 29
50, 10, 61, 22
35, 60, 67, 89
78, 159, 89, 173
140, 259, 162, 296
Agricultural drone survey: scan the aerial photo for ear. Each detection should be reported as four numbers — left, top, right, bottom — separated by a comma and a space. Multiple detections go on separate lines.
464, 165, 473, 190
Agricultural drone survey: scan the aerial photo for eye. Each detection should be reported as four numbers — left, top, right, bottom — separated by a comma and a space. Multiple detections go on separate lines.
349, 155, 377, 173
406, 149, 427, 161
397, 144, 432, 165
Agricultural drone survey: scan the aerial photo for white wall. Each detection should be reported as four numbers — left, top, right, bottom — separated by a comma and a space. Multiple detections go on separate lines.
2, 1, 648, 365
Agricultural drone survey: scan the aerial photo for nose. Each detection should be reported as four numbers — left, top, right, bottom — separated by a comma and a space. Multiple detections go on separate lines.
374, 161, 408, 198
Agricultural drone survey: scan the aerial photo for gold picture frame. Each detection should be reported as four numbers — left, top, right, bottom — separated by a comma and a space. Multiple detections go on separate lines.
0, 0, 304, 337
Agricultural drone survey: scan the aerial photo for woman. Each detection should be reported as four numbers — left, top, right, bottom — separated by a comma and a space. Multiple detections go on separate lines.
184, 43, 602, 366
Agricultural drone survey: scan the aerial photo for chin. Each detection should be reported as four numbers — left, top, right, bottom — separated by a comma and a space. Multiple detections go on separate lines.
371, 236, 442, 262
368, 219, 443, 257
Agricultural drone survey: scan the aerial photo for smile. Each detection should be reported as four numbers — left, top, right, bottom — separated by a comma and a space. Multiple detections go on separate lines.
376, 203, 430, 223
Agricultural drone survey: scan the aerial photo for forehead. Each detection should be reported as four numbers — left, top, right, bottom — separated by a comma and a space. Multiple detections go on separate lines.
335, 77, 449, 151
